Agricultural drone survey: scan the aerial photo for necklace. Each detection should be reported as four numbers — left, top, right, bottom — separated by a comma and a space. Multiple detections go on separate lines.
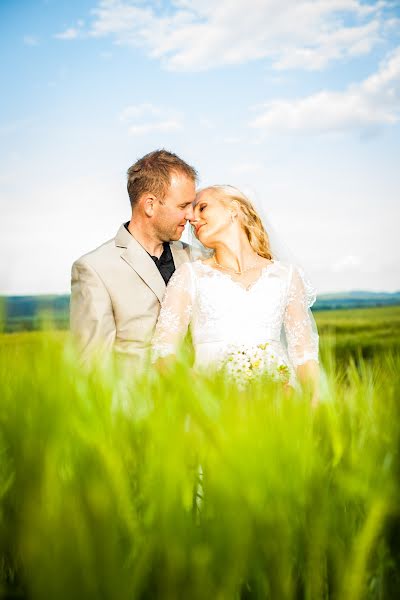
213, 254, 261, 275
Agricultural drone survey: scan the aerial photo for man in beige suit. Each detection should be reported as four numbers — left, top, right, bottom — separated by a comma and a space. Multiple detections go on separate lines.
70, 149, 197, 367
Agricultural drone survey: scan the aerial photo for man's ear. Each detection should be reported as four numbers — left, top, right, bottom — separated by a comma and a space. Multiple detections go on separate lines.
143, 194, 156, 217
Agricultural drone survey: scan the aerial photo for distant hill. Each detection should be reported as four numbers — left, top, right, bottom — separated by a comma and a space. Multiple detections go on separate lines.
1, 291, 400, 332
0, 295, 70, 332
313, 290, 400, 311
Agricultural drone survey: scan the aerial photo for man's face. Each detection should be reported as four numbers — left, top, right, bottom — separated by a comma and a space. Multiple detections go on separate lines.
153, 173, 196, 242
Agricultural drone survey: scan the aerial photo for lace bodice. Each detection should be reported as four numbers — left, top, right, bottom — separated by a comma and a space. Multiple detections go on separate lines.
152, 259, 319, 373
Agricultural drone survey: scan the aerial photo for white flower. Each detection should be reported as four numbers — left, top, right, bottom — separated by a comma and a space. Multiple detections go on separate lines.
218, 343, 290, 389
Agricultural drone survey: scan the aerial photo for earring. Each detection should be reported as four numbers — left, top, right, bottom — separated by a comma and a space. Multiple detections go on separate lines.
230, 212, 235, 223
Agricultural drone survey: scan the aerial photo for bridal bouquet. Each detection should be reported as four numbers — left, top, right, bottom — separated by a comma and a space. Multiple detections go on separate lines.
219, 343, 290, 388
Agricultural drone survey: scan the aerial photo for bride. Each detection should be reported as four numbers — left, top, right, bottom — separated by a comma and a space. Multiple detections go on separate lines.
152, 185, 319, 401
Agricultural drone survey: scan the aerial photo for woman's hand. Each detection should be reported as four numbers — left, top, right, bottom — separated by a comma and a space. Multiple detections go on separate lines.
154, 355, 176, 374
296, 360, 320, 407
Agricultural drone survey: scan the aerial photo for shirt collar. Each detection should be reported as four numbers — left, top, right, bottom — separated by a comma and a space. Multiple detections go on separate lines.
123, 222, 171, 262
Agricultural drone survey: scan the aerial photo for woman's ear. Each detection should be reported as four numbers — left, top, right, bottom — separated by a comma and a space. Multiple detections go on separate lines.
230, 199, 240, 218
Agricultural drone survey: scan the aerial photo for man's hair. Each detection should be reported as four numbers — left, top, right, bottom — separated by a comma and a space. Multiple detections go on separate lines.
127, 149, 197, 208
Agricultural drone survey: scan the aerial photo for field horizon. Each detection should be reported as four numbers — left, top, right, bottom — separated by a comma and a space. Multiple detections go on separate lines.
2, 290, 400, 334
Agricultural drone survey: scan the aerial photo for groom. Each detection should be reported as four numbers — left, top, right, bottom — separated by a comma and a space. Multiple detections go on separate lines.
70, 149, 197, 366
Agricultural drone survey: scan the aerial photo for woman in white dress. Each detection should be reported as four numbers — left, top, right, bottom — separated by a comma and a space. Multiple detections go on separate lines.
152, 185, 319, 401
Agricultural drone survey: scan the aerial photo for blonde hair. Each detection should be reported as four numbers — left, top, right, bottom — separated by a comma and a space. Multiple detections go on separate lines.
199, 185, 273, 260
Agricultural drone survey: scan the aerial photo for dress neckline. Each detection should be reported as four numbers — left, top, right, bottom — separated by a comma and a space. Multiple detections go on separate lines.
195, 258, 276, 292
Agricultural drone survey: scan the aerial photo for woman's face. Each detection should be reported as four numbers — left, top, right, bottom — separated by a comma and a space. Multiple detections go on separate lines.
191, 191, 233, 247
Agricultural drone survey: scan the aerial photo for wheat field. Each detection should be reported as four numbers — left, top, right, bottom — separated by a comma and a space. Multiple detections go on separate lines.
0, 307, 399, 599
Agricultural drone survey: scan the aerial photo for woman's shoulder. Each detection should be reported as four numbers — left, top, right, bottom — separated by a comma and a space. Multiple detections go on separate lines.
279, 262, 317, 307
270, 261, 312, 290
268, 259, 293, 275
271, 259, 304, 275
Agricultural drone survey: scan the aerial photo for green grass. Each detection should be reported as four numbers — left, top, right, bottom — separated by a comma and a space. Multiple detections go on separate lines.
316, 305, 400, 362
0, 309, 399, 599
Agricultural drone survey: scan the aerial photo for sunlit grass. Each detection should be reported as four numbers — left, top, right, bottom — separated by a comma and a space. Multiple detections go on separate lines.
0, 330, 399, 599
316, 306, 400, 361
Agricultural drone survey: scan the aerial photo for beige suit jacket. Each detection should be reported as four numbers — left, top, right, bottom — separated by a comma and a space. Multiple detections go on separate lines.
70, 224, 191, 367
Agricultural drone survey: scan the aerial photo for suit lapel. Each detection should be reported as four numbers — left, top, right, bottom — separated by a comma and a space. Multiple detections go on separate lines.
115, 224, 191, 304
117, 228, 166, 304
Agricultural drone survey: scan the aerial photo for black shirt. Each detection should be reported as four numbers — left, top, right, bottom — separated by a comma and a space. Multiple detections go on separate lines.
147, 242, 175, 285
124, 223, 175, 285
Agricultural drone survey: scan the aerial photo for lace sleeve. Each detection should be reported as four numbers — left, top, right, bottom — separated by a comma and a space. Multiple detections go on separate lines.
151, 262, 195, 361
283, 265, 319, 368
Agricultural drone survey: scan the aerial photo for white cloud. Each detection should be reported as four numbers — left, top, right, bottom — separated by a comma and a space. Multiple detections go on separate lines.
23, 35, 39, 46
231, 162, 265, 174
251, 46, 400, 134
273, 19, 381, 70
54, 27, 81, 40
0, 119, 35, 136
220, 135, 242, 144
128, 121, 181, 135
332, 255, 362, 272
199, 118, 214, 129
383, 16, 400, 31
86, 0, 390, 71
119, 103, 183, 135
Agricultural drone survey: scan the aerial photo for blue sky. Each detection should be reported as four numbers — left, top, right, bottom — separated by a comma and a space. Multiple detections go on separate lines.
1, 0, 399, 294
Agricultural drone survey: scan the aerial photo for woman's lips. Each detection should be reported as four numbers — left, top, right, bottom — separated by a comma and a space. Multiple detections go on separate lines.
195, 223, 204, 235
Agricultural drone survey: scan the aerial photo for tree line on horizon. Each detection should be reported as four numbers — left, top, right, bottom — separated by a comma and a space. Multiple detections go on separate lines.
1, 291, 400, 333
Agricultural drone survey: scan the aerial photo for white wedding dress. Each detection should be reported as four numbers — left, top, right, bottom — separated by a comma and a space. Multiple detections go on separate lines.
152, 259, 319, 385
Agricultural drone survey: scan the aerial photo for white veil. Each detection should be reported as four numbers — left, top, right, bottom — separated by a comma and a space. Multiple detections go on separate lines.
246, 190, 321, 389
246, 188, 318, 309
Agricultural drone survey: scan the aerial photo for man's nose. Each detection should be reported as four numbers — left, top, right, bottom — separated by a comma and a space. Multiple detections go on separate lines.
185, 204, 195, 221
